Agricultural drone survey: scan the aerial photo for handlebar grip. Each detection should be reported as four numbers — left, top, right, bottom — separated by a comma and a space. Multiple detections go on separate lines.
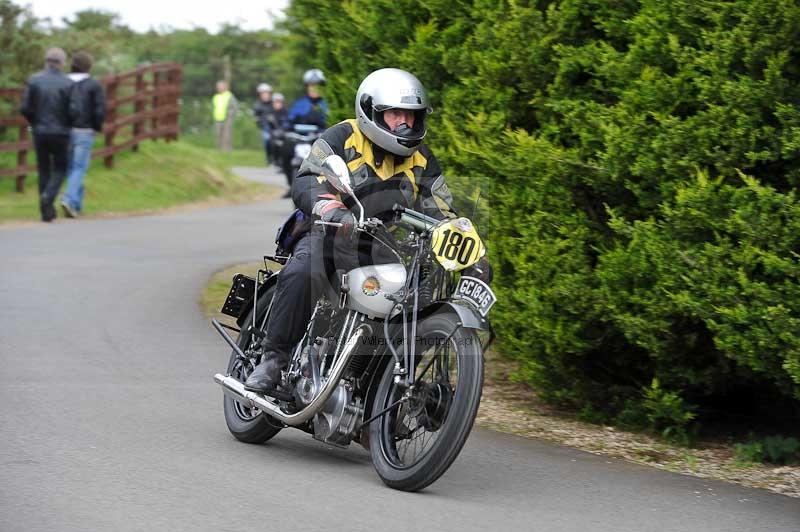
393, 203, 440, 226
400, 213, 435, 232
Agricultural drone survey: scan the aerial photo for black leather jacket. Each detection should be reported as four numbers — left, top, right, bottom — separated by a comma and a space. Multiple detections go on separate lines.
254, 100, 273, 129
19, 67, 73, 136
69, 76, 106, 132
293, 119, 456, 222
266, 108, 289, 131
254, 100, 289, 132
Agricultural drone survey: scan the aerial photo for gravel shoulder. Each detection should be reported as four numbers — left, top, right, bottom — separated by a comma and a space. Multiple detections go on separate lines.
478, 350, 800, 498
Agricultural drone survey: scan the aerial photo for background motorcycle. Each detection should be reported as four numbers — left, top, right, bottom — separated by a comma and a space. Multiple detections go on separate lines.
212, 155, 496, 491
273, 123, 322, 187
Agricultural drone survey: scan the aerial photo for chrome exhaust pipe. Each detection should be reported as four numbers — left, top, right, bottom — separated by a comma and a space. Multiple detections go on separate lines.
213, 326, 367, 426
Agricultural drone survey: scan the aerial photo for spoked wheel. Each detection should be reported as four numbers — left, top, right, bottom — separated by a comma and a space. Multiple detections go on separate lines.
222, 285, 283, 443
369, 313, 484, 491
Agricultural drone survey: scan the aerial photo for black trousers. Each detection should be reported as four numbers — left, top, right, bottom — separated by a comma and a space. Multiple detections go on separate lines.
280, 143, 294, 187
33, 133, 70, 221
264, 140, 272, 165
264, 229, 394, 354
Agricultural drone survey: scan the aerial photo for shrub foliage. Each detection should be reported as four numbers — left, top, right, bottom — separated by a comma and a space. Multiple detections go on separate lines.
282, 0, 800, 426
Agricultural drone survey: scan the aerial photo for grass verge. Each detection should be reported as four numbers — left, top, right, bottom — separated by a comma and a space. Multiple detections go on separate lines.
0, 140, 272, 224
201, 262, 800, 498
201, 262, 266, 326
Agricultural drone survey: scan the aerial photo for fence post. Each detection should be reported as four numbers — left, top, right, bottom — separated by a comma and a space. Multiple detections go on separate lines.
166, 66, 181, 142
104, 79, 118, 169
16, 124, 28, 192
175, 65, 183, 141
151, 69, 160, 139
132, 71, 145, 151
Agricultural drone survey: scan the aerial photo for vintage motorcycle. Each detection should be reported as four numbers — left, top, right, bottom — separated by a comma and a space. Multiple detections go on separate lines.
272, 123, 323, 185
212, 155, 496, 491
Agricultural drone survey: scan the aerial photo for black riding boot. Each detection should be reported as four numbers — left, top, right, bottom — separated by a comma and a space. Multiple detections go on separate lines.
244, 350, 290, 393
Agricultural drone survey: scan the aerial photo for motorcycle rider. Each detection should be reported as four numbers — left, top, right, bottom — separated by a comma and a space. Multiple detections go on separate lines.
265, 92, 289, 169
287, 68, 328, 129
278, 70, 329, 193
253, 83, 274, 165
245, 68, 491, 393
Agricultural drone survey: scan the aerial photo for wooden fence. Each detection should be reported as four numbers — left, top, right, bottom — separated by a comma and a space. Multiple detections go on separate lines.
0, 62, 182, 192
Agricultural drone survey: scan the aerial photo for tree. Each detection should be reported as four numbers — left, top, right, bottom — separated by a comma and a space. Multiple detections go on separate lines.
279, 0, 800, 429
0, 0, 45, 86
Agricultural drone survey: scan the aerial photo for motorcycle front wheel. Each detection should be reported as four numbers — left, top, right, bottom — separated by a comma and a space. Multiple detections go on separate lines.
369, 313, 484, 491
222, 285, 283, 443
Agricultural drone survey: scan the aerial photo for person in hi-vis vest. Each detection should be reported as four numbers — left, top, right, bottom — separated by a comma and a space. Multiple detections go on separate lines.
212, 80, 237, 151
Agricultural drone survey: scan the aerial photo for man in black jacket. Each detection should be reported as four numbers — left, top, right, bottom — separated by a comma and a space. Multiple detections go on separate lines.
253, 83, 274, 165
19, 47, 73, 222
61, 51, 106, 218
264, 92, 290, 183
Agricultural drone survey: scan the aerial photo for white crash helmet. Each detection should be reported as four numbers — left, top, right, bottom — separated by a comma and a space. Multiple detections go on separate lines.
256, 83, 272, 93
355, 68, 431, 157
302, 69, 326, 85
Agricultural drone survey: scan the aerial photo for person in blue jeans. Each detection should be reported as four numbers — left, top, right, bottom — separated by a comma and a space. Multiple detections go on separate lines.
61, 51, 106, 218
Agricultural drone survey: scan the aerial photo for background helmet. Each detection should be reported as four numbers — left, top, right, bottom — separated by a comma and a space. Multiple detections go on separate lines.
355, 68, 431, 157
302, 69, 326, 85
273, 92, 285, 102
256, 83, 272, 93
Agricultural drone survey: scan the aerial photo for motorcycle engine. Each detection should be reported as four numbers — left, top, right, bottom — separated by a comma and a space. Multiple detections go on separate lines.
312, 381, 363, 447
292, 339, 364, 447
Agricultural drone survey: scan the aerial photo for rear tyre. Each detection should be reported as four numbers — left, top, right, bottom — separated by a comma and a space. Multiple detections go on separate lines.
223, 285, 283, 443
369, 314, 484, 491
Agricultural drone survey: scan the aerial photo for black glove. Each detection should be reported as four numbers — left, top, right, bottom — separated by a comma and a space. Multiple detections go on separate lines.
321, 208, 357, 235
463, 256, 493, 284
321, 207, 356, 225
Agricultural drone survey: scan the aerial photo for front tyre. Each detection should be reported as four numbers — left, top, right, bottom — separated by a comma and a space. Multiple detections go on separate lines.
369, 314, 484, 491
223, 286, 283, 443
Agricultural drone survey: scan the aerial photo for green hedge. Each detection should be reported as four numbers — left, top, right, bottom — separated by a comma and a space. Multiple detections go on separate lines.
284, 0, 800, 428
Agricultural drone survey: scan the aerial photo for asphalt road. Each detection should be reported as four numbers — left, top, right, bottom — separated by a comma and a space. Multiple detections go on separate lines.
1, 167, 798, 532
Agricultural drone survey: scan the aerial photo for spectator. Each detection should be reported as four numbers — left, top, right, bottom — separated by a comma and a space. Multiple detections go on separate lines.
253, 82, 274, 165
212, 80, 237, 152
61, 51, 106, 218
19, 47, 73, 222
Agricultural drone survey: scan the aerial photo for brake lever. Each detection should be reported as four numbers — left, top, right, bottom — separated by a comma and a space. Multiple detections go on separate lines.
355, 217, 383, 233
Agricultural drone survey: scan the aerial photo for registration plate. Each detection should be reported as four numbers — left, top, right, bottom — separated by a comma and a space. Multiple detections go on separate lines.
454, 276, 496, 317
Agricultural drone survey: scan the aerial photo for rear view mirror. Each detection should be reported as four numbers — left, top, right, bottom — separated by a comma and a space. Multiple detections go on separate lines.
320, 154, 364, 224
320, 155, 353, 196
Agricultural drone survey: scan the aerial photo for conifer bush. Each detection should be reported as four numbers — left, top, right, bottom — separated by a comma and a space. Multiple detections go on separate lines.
284, 0, 800, 426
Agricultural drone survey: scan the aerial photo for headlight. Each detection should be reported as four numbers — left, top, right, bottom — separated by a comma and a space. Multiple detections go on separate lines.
294, 143, 312, 159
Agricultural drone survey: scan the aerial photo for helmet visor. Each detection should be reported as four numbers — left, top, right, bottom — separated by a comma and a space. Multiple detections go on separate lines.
374, 107, 427, 140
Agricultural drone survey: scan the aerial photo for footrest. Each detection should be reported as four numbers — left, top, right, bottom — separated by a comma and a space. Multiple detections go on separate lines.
246, 326, 266, 340
264, 388, 295, 403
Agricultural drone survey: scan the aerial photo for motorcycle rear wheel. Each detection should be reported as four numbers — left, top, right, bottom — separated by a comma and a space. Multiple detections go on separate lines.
369, 313, 484, 491
223, 286, 283, 443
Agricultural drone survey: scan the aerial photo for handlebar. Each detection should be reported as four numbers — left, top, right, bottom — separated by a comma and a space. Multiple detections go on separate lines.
314, 220, 343, 228
316, 205, 439, 234
392, 204, 440, 232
